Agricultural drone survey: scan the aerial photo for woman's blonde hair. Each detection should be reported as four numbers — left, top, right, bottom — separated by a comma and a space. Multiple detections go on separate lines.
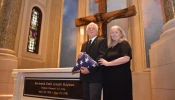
108, 25, 127, 47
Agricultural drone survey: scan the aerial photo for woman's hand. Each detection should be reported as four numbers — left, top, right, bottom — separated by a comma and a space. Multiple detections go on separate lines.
98, 58, 110, 66
78, 52, 83, 58
80, 67, 90, 74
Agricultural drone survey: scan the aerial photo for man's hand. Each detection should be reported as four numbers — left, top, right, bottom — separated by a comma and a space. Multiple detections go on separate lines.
80, 67, 90, 74
78, 52, 83, 59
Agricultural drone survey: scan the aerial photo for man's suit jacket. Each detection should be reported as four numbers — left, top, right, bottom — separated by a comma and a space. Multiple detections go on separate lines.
80, 36, 107, 83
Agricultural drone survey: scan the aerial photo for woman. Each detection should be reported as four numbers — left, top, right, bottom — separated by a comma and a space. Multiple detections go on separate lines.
98, 25, 133, 100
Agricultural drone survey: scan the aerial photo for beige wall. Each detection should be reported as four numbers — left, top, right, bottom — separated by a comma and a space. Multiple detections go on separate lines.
16, 0, 63, 69
132, 72, 151, 100
0, 49, 17, 99
150, 18, 175, 100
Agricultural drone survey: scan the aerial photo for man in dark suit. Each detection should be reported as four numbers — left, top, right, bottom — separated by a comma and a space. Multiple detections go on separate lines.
78, 22, 107, 100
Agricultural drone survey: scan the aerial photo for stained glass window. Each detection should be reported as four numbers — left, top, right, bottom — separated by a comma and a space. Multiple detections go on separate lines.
27, 6, 42, 53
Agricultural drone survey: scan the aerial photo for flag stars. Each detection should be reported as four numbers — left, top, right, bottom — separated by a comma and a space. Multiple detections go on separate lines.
76, 63, 78, 67
85, 57, 89, 62
80, 60, 83, 65
72, 52, 99, 72
92, 63, 96, 67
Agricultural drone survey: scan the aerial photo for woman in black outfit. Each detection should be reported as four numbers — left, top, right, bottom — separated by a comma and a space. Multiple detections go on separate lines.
98, 25, 133, 100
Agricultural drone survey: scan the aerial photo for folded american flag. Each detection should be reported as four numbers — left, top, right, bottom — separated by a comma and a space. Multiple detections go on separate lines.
72, 52, 99, 72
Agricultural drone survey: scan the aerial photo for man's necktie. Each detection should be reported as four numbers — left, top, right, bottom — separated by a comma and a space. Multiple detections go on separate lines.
88, 40, 92, 46
87, 40, 92, 52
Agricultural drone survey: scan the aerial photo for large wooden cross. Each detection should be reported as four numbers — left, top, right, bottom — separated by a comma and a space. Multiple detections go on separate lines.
75, 0, 137, 38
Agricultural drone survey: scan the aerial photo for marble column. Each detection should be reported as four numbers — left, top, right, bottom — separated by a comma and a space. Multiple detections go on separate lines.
149, 1, 175, 100
0, 0, 21, 49
162, 0, 175, 22
0, 0, 21, 99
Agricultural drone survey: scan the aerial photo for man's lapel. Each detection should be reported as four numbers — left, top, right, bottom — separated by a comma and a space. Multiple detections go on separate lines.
85, 41, 89, 52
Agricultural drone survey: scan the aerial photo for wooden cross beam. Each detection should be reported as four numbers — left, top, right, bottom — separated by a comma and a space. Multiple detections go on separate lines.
75, 0, 137, 38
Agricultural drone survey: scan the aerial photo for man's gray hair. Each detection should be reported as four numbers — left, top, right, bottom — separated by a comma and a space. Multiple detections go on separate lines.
86, 22, 98, 31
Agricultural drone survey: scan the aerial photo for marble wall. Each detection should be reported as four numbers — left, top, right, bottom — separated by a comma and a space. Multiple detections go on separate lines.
149, 1, 175, 99
149, 18, 175, 100
0, 48, 18, 100
0, 0, 21, 99
16, 0, 58, 69
0, 0, 22, 50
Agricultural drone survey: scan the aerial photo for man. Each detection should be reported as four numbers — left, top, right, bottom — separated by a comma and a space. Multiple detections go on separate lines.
78, 22, 107, 100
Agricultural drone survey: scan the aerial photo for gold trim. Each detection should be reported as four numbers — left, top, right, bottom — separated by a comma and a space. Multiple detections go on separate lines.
76, 0, 88, 60
144, 68, 150, 72
127, 0, 149, 72
15, 0, 25, 56
85, 0, 89, 41
57, 0, 64, 67
138, 0, 150, 71
126, 0, 134, 71
43, 0, 51, 68
0, 95, 13, 97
